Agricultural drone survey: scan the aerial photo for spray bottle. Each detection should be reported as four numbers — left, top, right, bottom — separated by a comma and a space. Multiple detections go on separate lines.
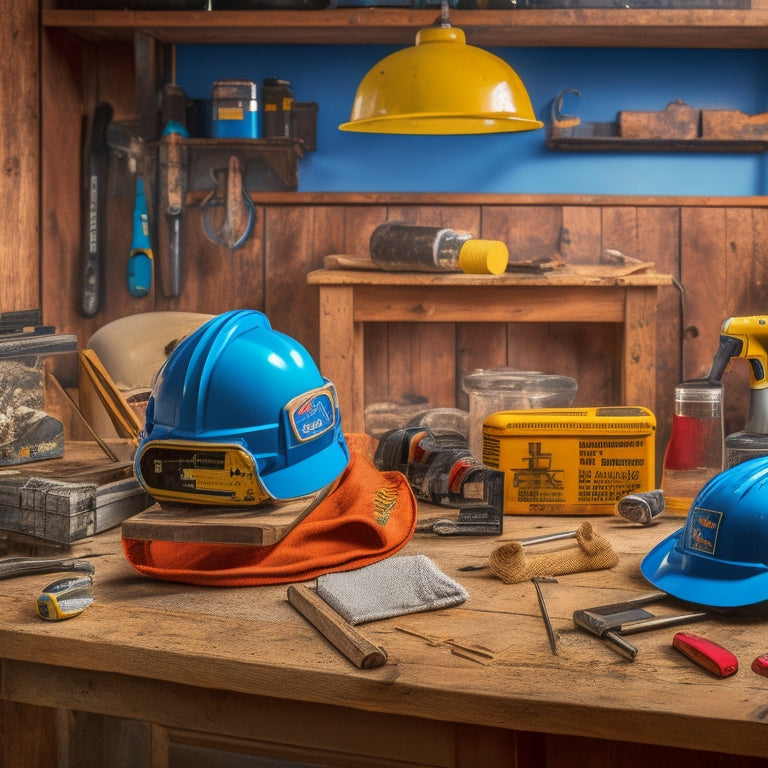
708, 315, 768, 468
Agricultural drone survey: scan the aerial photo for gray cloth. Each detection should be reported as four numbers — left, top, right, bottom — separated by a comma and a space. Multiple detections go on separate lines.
316, 554, 469, 625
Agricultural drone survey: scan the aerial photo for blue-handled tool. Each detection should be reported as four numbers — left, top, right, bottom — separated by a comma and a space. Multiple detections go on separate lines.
128, 176, 153, 298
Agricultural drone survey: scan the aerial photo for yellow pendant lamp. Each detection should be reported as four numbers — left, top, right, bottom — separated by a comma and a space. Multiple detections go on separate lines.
339, 2, 543, 135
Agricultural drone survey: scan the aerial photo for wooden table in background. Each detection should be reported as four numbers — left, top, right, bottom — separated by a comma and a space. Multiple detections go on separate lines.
0, 505, 767, 767
307, 268, 675, 433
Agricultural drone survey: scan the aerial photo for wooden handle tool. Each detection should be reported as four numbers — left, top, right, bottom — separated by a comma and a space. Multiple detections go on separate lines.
287, 584, 388, 670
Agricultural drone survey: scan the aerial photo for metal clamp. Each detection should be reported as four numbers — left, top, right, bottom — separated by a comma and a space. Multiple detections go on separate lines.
200, 156, 255, 250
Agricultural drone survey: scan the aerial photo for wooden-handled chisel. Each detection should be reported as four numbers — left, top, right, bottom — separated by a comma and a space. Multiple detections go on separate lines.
157, 83, 189, 298
287, 583, 388, 669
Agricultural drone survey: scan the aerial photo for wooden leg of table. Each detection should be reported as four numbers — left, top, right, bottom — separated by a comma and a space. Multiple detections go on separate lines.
318, 285, 365, 434
622, 286, 658, 412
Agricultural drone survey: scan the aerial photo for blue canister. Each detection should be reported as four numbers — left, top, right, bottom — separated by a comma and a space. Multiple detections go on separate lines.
212, 79, 259, 138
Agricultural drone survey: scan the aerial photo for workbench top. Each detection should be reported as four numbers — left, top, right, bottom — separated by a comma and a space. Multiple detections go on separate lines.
1, 504, 767, 761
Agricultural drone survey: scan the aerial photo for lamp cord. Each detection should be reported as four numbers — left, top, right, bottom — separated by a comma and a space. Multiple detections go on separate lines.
438, 0, 451, 27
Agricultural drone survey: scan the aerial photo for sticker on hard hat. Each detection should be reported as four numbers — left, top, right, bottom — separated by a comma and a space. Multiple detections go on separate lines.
287, 384, 337, 443
137, 441, 271, 505
686, 508, 723, 554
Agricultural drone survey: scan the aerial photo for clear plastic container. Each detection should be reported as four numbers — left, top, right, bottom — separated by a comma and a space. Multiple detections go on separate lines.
462, 368, 578, 459
407, 407, 470, 440
661, 378, 724, 515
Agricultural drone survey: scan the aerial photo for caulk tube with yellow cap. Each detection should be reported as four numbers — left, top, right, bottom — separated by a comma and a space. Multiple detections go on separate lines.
369, 222, 509, 275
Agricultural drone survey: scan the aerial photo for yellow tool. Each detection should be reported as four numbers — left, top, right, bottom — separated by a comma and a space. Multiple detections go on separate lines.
36, 574, 94, 621
708, 315, 768, 466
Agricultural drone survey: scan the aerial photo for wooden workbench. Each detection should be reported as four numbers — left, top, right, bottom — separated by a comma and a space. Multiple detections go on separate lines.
0, 503, 767, 767
307, 268, 674, 434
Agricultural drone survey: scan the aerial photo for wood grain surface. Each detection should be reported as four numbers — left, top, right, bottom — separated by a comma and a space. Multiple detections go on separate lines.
0, 507, 767, 763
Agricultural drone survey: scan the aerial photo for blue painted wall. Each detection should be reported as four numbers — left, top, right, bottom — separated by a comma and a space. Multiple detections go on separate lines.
177, 44, 768, 195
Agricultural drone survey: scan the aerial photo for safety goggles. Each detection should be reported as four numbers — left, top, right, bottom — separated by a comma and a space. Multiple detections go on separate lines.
135, 382, 343, 505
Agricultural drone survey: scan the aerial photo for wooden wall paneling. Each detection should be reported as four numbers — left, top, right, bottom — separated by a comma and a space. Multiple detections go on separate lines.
679, 206, 741, 437
375, 205, 480, 410
0, 699, 57, 768
40, 29, 85, 334
505, 322, 621, 408
485, 204, 562, 264
339, 205, 395, 406
305, 204, 390, 403
680, 207, 727, 379
1, 0, 40, 316
598, 206, 647, 406
451, 205, 519, 409
559, 206, 602, 263
497, 204, 619, 409
544, 733, 768, 768
717, 206, 768, 437
263, 204, 322, 355
455, 320, 509, 411
634, 206, 682, 475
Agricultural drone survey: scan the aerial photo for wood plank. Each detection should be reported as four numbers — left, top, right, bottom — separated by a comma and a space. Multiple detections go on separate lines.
122, 495, 321, 547
482, 205, 562, 264
373, 206, 480, 420
264, 205, 319, 353
318, 285, 361, 432
635, 206, 682, 482
40, 8, 768, 49
353, 286, 628, 323
560, 205, 602, 263
2, 1, 40, 316
455, 324, 509, 411
309, 267, 674, 287
0, 699, 57, 768
622, 286, 658, 410
40, 29, 84, 333
3, 516, 768, 760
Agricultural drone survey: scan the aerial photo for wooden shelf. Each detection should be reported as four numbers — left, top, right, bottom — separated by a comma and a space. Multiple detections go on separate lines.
42, 7, 768, 48
546, 123, 768, 152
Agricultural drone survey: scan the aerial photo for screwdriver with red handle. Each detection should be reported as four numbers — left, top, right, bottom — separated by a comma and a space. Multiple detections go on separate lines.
673, 632, 738, 678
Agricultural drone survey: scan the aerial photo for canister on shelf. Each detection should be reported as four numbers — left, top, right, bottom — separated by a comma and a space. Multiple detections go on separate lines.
212, 79, 259, 139
369, 222, 509, 275
262, 78, 294, 138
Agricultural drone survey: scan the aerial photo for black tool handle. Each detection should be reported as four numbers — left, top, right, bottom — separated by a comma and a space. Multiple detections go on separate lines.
80, 102, 113, 317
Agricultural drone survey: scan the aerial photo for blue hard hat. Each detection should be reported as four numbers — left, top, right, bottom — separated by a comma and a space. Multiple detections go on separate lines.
641, 456, 768, 607
135, 309, 349, 504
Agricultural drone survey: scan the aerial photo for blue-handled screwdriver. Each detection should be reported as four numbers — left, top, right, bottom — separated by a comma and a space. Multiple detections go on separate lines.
127, 176, 153, 298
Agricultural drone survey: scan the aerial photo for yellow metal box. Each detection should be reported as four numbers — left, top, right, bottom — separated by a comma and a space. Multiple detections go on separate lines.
482, 406, 656, 515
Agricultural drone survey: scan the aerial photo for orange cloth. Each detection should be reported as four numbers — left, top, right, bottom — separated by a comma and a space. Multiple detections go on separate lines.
122, 453, 417, 587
